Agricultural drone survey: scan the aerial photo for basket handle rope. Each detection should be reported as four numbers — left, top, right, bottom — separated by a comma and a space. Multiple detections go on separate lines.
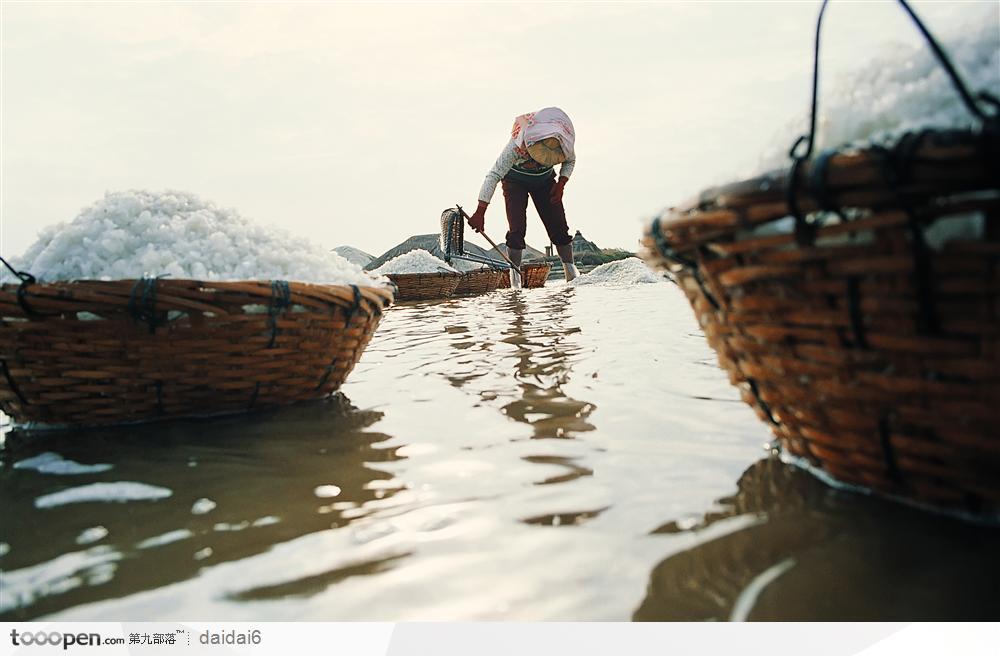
791, 0, 998, 165
787, 0, 1000, 244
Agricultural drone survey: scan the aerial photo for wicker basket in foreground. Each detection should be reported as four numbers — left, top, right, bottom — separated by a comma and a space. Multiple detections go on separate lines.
642, 128, 1000, 515
0, 278, 394, 427
454, 268, 504, 296
496, 262, 552, 289
386, 272, 460, 302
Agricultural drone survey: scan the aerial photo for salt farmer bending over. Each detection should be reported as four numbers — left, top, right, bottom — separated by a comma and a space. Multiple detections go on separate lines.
467, 107, 580, 287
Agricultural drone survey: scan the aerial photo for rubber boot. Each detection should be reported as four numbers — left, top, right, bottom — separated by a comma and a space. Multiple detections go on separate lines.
508, 248, 523, 289
556, 243, 579, 282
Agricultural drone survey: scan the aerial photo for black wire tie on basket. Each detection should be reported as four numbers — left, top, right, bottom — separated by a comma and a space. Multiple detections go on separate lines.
786, 157, 818, 248
789, 147, 842, 247
650, 217, 722, 311
154, 380, 164, 416
808, 149, 843, 218
846, 276, 869, 349
248, 382, 261, 410
895, 131, 938, 335
315, 284, 363, 392
747, 378, 779, 426
314, 358, 338, 392
878, 416, 903, 485
0, 255, 46, 318
873, 131, 940, 335
906, 218, 938, 335
0, 359, 29, 407
267, 280, 292, 348
128, 277, 167, 334
345, 284, 362, 324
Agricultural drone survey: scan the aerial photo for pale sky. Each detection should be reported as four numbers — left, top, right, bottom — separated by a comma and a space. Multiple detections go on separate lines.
1, 1, 996, 258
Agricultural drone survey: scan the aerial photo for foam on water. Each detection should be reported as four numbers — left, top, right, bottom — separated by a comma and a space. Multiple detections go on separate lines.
14, 452, 113, 475
75, 527, 109, 546
135, 530, 195, 550
35, 482, 173, 509
191, 498, 217, 515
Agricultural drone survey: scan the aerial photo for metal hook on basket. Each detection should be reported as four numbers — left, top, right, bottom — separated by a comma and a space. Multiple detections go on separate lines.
0, 254, 47, 318
0, 255, 34, 285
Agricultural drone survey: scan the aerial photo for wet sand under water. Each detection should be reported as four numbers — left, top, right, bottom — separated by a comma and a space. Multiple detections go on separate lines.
1, 282, 999, 620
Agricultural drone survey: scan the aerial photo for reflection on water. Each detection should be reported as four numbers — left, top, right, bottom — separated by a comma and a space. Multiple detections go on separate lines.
1, 397, 399, 619
2, 282, 998, 620
498, 292, 596, 439
635, 457, 1000, 621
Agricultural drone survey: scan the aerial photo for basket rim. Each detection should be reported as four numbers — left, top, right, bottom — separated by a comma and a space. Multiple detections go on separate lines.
384, 271, 461, 278
0, 277, 395, 316
0, 277, 393, 290
459, 268, 503, 275
656, 127, 995, 231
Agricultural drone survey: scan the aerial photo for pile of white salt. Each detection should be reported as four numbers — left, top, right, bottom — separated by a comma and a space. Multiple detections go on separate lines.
569, 258, 664, 287
370, 249, 458, 276
1, 190, 387, 287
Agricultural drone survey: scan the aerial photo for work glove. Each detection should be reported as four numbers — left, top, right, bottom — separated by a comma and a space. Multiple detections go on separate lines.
549, 177, 568, 204
468, 203, 487, 232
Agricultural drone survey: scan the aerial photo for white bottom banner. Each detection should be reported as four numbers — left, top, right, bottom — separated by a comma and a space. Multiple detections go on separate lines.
1, 622, 997, 656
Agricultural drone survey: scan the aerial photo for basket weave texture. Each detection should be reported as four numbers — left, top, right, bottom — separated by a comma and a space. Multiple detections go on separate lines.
642, 128, 1000, 515
0, 278, 394, 426
454, 268, 504, 296
496, 263, 552, 289
386, 272, 460, 301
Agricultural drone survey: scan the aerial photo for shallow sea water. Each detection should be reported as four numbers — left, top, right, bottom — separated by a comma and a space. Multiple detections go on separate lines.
2, 281, 999, 620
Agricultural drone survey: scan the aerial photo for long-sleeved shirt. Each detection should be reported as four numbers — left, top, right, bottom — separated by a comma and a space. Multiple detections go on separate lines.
478, 139, 576, 203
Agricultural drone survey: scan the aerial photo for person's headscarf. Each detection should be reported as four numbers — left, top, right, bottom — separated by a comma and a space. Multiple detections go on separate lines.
510, 107, 575, 161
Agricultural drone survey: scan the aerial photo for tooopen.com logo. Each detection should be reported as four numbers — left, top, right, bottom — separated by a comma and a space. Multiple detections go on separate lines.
10, 629, 126, 650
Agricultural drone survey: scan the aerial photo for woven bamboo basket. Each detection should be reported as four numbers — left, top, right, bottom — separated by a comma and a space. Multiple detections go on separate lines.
454, 268, 504, 296
385, 272, 460, 301
496, 262, 552, 289
0, 278, 394, 427
642, 127, 1000, 515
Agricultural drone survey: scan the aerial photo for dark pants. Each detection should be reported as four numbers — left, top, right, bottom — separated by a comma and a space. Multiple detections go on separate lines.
501, 174, 572, 250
